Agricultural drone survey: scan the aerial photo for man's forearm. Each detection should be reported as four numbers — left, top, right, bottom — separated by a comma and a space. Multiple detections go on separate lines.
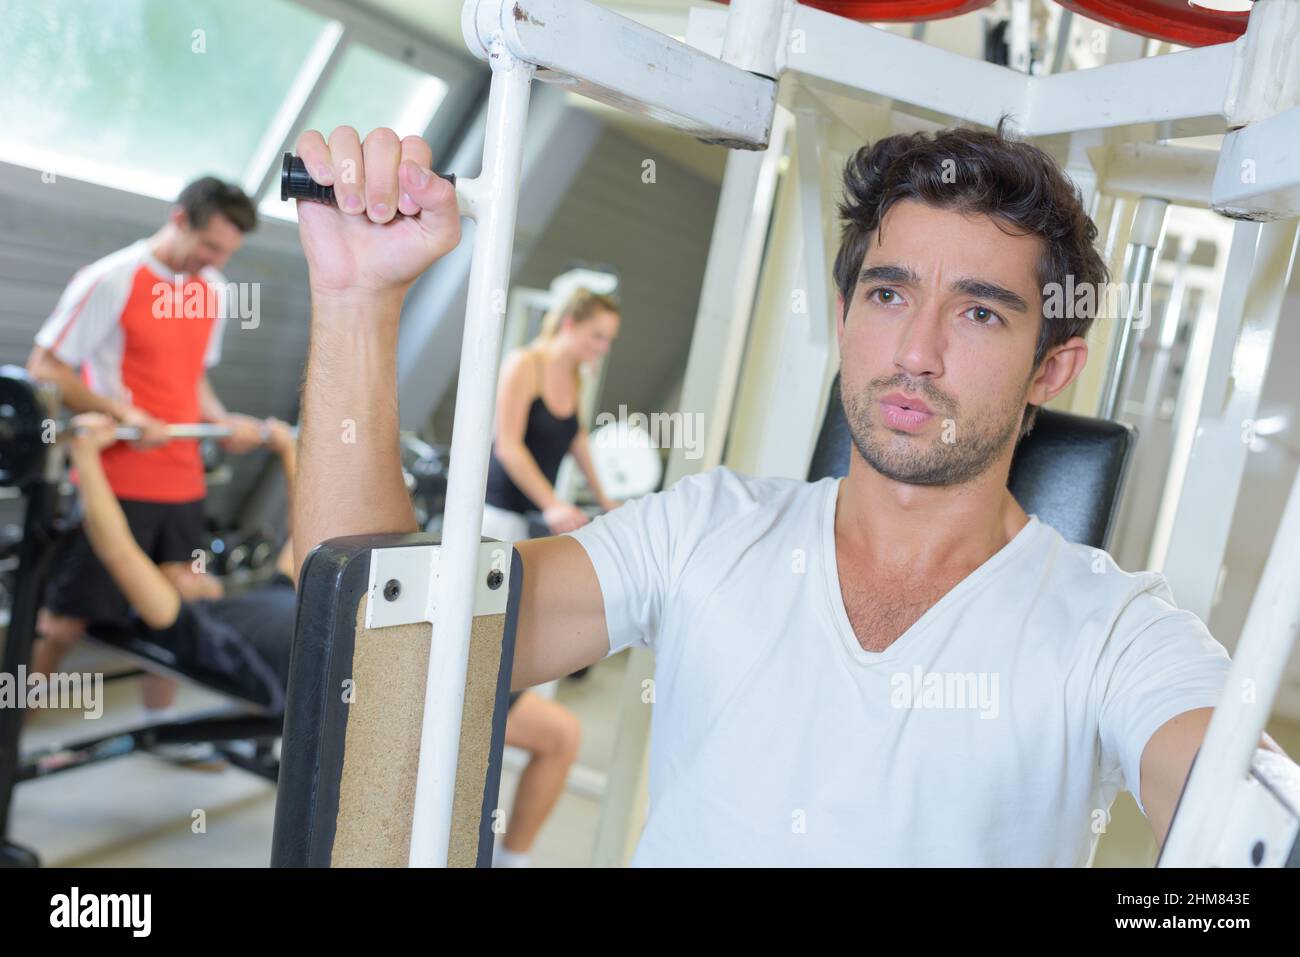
28, 348, 125, 418
294, 293, 417, 575
198, 375, 228, 422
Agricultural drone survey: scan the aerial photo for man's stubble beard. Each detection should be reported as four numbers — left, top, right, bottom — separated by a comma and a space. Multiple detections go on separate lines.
842, 375, 1028, 487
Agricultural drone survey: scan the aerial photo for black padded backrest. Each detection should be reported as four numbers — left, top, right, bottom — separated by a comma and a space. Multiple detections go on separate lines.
806, 374, 1136, 549
271, 533, 521, 868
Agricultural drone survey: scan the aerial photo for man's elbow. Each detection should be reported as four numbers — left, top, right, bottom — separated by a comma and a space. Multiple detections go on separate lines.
1148, 739, 1298, 854
26, 345, 57, 380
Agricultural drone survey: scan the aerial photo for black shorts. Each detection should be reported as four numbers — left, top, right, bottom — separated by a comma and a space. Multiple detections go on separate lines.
508, 690, 522, 710
45, 498, 207, 626
136, 599, 287, 712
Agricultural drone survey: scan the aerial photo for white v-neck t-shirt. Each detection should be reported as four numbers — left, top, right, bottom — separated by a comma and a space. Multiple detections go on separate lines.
564, 465, 1231, 866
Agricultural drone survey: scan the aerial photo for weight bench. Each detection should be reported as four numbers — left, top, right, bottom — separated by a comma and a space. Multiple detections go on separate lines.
87, 621, 283, 713
15, 621, 284, 798
271, 534, 521, 868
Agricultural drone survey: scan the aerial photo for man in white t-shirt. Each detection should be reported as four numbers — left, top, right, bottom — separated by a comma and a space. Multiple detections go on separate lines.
288, 122, 1293, 866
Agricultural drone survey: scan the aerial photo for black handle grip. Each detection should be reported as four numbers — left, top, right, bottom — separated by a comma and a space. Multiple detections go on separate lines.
280, 153, 456, 205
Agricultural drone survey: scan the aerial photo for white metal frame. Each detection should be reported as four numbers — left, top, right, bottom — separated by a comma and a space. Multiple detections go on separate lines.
1159, 449, 1300, 866
1150, 219, 1300, 621
407, 40, 535, 868
405, 0, 1300, 867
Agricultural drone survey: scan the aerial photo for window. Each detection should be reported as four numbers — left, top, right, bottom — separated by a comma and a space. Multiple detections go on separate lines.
0, 0, 331, 199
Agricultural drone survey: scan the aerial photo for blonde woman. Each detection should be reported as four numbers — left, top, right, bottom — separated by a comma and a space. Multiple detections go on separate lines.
482, 286, 621, 866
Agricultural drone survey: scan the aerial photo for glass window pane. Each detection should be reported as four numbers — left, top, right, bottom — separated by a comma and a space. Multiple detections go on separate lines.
0, 0, 329, 199
260, 44, 449, 221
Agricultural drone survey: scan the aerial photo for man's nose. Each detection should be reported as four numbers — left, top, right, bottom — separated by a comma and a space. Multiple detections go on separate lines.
893, 305, 945, 379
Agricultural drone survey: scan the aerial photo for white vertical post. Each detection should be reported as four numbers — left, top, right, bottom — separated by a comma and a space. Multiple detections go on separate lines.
407, 52, 536, 868
1135, 235, 1197, 427
721, 0, 790, 78
1009, 0, 1032, 74
1159, 460, 1300, 866
752, 91, 834, 478
730, 92, 837, 480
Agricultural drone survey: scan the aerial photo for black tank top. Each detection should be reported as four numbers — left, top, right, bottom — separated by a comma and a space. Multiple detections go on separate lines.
485, 351, 580, 514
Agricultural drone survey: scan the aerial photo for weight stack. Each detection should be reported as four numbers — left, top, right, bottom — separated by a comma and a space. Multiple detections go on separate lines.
271, 533, 521, 867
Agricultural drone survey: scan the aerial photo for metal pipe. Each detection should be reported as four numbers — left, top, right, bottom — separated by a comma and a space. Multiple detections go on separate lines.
1099, 197, 1168, 420
63, 422, 298, 443
1049, 9, 1074, 75
1134, 236, 1196, 433
0, 381, 61, 861
406, 48, 535, 868
1009, 0, 1032, 74
1099, 244, 1153, 419
720, 0, 788, 78
113, 423, 235, 441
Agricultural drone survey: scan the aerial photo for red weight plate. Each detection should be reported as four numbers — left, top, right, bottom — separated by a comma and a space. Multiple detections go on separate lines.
1055, 0, 1250, 47
719, 1, 997, 23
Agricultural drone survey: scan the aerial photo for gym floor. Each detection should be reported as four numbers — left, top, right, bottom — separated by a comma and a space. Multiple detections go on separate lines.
15, 638, 1300, 867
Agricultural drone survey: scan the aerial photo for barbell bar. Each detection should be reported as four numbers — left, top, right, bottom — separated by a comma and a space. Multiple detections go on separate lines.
87, 422, 298, 443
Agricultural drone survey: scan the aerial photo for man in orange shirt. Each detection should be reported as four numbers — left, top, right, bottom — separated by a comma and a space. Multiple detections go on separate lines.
27, 176, 267, 754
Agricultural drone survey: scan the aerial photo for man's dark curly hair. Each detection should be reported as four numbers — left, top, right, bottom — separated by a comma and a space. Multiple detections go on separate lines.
830, 116, 1108, 439
176, 176, 257, 233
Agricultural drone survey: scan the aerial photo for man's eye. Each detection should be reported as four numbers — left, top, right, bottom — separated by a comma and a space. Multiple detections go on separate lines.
868, 287, 900, 305
964, 305, 1002, 326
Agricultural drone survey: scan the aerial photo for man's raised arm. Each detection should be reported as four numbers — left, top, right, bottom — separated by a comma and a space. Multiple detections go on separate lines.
289, 125, 462, 576
289, 124, 613, 690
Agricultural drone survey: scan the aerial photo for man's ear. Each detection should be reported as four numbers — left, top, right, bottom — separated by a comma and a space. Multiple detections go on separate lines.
169, 206, 189, 231
1027, 335, 1089, 407
835, 291, 845, 335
